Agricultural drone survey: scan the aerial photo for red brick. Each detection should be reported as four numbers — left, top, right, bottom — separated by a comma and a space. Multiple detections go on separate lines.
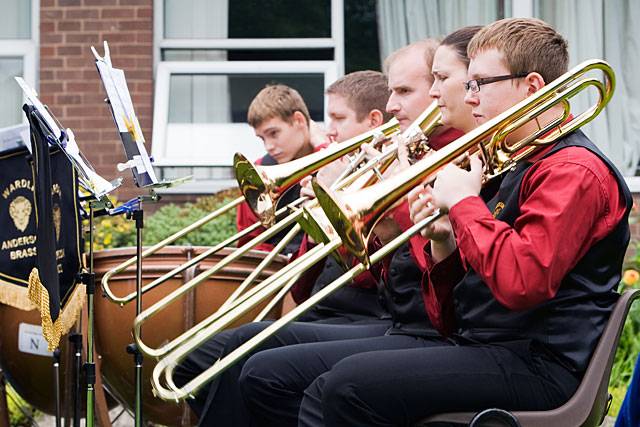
40, 82, 64, 93
56, 94, 83, 105
65, 57, 94, 67
101, 8, 134, 18
65, 9, 100, 19
119, 0, 149, 5
68, 82, 102, 93
41, 33, 64, 44
85, 0, 119, 5
57, 45, 83, 55
136, 8, 152, 18
83, 20, 120, 31
40, 70, 55, 81
118, 20, 152, 31
117, 45, 151, 56
56, 69, 86, 80
41, 58, 64, 68
41, 21, 56, 32
41, 46, 56, 57
58, 21, 82, 32
59, 0, 82, 6
65, 33, 100, 43
135, 32, 153, 43
42, 9, 64, 19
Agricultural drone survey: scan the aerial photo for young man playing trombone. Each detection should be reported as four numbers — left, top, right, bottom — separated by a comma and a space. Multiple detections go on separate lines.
307, 18, 630, 425
236, 84, 323, 253
174, 71, 397, 422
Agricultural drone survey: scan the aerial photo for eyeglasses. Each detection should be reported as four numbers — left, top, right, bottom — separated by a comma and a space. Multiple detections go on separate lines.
463, 72, 529, 93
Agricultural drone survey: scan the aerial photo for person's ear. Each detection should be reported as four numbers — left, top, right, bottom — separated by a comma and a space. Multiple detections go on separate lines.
524, 72, 546, 96
368, 109, 384, 128
292, 111, 308, 129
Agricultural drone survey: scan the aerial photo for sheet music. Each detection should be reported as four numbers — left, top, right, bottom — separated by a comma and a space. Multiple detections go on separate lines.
94, 45, 159, 186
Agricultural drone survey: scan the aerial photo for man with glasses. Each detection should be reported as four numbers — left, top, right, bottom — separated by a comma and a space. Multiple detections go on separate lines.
305, 17, 629, 426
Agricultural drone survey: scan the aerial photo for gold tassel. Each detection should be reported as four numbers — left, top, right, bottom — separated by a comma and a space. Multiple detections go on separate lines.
27, 268, 86, 351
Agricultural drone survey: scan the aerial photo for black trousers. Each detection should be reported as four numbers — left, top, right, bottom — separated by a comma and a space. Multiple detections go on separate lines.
197, 319, 394, 426
223, 333, 579, 427
174, 317, 392, 425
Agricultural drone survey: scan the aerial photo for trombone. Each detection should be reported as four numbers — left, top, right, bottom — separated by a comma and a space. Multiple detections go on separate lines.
100, 118, 400, 305
148, 59, 615, 401
132, 103, 443, 360
313, 59, 615, 265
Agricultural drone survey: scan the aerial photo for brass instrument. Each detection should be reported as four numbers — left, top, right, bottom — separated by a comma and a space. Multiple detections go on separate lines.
101, 117, 402, 305
313, 59, 615, 265
131, 103, 443, 361
235, 118, 400, 227
147, 59, 615, 401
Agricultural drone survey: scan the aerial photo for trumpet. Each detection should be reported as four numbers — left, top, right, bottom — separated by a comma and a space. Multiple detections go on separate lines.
132, 103, 444, 361
148, 59, 615, 401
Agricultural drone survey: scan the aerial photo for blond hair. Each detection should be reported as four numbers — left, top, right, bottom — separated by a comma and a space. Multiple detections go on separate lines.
326, 70, 393, 122
383, 38, 440, 82
247, 84, 311, 129
468, 18, 569, 83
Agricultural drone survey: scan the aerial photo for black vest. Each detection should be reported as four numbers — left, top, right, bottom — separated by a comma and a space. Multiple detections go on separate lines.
383, 243, 438, 337
454, 130, 632, 373
297, 256, 391, 322
260, 154, 304, 254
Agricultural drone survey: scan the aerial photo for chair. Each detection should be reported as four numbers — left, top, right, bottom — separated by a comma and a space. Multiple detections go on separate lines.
417, 289, 640, 427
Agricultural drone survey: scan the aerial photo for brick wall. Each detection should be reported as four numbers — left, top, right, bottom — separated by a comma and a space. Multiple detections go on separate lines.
40, 0, 153, 202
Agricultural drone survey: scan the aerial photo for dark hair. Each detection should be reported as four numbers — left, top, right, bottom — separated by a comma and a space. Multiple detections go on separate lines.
326, 70, 393, 122
441, 25, 484, 67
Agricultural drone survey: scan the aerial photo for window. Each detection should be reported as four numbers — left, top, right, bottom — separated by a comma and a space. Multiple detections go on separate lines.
531, 0, 640, 187
0, 0, 37, 129
153, 0, 343, 193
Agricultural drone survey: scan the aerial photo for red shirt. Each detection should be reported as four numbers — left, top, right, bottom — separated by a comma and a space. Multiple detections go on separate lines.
422, 145, 627, 336
387, 127, 465, 272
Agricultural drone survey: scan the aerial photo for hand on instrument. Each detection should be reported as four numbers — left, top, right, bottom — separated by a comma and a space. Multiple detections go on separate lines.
432, 154, 483, 212
407, 184, 453, 242
300, 176, 316, 199
396, 135, 412, 170
317, 157, 349, 188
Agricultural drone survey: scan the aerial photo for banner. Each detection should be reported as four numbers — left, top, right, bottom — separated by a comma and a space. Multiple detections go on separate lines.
0, 105, 85, 350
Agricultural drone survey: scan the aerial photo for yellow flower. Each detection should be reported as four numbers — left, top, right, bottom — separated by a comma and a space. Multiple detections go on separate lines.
622, 269, 639, 287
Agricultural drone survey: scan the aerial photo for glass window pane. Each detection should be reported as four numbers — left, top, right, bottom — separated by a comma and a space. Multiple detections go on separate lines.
0, 57, 24, 128
0, 0, 31, 39
164, 0, 330, 39
168, 73, 325, 124
162, 49, 333, 62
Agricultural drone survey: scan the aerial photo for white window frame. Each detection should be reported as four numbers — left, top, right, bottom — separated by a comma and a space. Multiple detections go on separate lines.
0, 0, 38, 126
152, 0, 343, 193
154, 0, 344, 75
151, 60, 337, 165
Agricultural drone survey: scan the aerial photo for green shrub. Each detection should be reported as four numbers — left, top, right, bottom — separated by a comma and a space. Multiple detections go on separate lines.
6, 383, 37, 427
608, 252, 640, 418
93, 189, 240, 250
